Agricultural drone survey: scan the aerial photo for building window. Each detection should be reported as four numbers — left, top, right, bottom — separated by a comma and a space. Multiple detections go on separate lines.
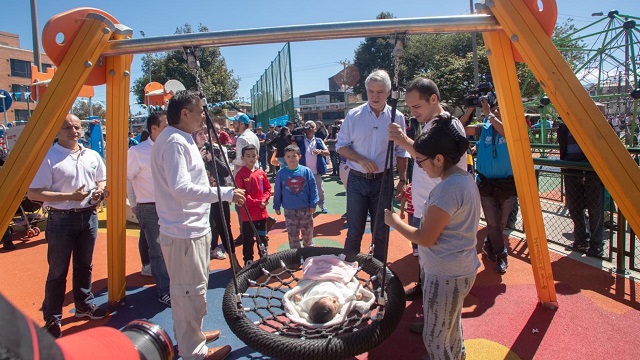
300, 97, 315, 105
14, 109, 32, 122
303, 113, 319, 121
10, 59, 32, 78
42, 63, 54, 71
11, 84, 30, 102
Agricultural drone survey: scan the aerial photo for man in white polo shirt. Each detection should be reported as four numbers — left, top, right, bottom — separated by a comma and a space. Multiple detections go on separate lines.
28, 114, 110, 339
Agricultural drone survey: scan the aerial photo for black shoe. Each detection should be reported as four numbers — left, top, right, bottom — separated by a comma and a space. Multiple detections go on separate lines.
234, 236, 243, 246
43, 318, 61, 338
496, 255, 509, 274
586, 248, 606, 260
405, 282, 422, 301
565, 242, 589, 253
482, 243, 496, 262
3, 242, 16, 251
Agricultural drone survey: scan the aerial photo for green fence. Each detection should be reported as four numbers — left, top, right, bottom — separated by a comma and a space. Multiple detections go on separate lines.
250, 43, 295, 128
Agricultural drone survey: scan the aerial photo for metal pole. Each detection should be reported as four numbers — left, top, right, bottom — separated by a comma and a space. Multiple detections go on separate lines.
103, 15, 500, 56
340, 59, 349, 117
1, 95, 7, 126
470, 0, 479, 87
30, 0, 42, 72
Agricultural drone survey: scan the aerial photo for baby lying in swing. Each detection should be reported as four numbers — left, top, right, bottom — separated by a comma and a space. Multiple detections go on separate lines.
283, 254, 375, 327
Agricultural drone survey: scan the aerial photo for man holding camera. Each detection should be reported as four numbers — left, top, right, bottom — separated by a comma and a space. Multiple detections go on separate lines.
337, 69, 409, 261
151, 90, 245, 360
463, 95, 516, 274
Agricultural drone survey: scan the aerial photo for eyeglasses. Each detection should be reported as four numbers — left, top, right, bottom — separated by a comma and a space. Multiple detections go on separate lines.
416, 157, 429, 168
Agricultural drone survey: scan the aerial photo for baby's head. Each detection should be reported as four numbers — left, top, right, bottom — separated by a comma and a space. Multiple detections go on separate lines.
309, 296, 340, 324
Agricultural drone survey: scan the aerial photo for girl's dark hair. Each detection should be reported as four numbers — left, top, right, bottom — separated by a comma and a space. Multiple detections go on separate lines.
413, 115, 469, 170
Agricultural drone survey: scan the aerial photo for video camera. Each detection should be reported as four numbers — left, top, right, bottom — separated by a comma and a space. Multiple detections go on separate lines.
464, 74, 496, 108
464, 82, 495, 107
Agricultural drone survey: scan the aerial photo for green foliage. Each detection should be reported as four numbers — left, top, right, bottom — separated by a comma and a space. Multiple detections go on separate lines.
352, 16, 586, 107
70, 100, 105, 120
352, 12, 396, 98
131, 24, 239, 104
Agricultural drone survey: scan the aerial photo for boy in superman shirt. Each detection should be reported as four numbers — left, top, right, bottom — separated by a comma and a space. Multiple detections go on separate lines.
273, 145, 319, 249
235, 144, 272, 267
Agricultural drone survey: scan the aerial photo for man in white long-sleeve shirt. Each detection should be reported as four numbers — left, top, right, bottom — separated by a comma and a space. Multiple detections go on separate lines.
127, 111, 171, 307
151, 90, 245, 360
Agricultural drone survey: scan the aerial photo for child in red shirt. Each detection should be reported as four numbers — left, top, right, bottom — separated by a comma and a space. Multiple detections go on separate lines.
235, 144, 272, 266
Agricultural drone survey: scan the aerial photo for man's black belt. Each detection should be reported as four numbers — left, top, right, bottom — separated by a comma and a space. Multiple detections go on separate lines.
350, 169, 384, 180
47, 205, 97, 213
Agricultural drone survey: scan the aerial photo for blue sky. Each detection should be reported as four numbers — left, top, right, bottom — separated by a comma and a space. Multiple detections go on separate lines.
1, 0, 638, 105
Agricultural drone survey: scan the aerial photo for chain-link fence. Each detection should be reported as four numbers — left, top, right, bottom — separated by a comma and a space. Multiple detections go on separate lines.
495, 156, 640, 274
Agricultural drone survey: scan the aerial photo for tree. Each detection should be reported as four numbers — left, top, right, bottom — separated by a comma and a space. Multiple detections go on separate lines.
401, 33, 490, 106
71, 100, 106, 120
352, 12, 396, 98
517, 19, 587, 100
131, 24, 239, 104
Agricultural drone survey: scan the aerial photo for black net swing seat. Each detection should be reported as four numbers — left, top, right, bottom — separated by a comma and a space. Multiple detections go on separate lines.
222, 246, 406, 360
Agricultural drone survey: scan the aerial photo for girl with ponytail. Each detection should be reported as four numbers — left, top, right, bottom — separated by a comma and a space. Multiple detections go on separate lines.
384, 117, 481, 360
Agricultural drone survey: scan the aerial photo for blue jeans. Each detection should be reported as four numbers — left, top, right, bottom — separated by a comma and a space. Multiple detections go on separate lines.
136, 204, 170, 297
344, 171, 393, 261
42, 209, 99, 321
480, 195, 516, 256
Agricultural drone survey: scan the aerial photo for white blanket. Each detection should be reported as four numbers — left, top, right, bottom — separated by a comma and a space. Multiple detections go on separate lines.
283, 254, 375, 327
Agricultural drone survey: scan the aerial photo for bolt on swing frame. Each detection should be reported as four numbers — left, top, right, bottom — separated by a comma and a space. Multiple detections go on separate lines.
2, 1, 640, 308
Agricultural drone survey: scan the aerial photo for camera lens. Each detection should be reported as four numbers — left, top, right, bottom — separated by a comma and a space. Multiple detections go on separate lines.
121, 320, 174, 360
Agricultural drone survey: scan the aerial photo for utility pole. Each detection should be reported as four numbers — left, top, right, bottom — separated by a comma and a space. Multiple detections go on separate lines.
30, 0, 42, 72
339, 59, 350, 117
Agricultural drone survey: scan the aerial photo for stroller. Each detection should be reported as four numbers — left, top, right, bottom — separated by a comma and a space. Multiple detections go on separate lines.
11, 197, 46, 238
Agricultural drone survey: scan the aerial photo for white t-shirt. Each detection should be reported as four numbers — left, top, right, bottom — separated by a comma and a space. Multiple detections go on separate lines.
151, 126, 234, 239
304, 136, 319, 175
419, 173, 481, 278
232, 129, 260, 175
411, 115, 467, 218
30, 143, 106, 210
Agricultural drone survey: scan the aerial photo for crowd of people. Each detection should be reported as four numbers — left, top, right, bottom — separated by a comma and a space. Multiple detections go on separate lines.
16, 67, 623, 360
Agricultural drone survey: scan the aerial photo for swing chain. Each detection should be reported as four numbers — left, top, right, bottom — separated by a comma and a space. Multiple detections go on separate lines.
390, 33, 406, 100
183, 47, 204, 95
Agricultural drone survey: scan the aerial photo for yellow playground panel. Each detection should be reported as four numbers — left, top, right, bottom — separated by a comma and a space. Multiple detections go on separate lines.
0, 0, 638, 307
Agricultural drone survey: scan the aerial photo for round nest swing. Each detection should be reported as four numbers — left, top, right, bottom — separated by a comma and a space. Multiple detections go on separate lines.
222, 246, 406, 360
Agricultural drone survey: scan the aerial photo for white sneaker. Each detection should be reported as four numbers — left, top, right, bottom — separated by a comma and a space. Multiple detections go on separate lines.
140, 264, 152, 277
211, 247, 226, 260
